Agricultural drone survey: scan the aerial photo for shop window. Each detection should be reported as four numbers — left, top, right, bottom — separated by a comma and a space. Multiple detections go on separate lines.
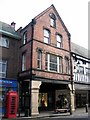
38, 93, 48, 108
0, 60, 7, 78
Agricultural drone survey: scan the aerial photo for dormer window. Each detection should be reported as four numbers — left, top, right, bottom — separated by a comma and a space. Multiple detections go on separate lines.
50, 13, 56, 28
23, 31, 27, 44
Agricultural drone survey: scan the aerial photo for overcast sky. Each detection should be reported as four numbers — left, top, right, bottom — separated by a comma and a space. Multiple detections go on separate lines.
0, 0, 88, 49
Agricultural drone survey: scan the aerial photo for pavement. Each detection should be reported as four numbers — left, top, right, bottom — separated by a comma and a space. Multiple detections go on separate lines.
1, 108, 89, 120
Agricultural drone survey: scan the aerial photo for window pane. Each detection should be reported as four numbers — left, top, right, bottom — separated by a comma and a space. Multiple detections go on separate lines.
50, 54, 57, 63
57, 35, 62, 48
0, 37, 9, 48
65, 58, 69, 74
59, 57, 63, 73
51, 18, 55, 27
23, 32, 27, 44
44, 37, 49, 44
44, 30, 49, 37
37, 51, 42, 69
0, 60, 7, 78
79, 66, 84, 74
50, 63, 57, 71
50, 54, 57, 72
22, 53, 26, 71
44, 29, 50, 44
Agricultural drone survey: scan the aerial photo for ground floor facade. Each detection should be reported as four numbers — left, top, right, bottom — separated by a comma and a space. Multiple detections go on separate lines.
74, 83, 89, 109
18, 77, 75, 116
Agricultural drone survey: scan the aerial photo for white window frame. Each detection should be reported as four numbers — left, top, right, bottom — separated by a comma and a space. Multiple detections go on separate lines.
23, 32, 27, 44
22, 53, 26, 71
50, 18, 56, 27
37, 50, 42, 69
79, 66, 84, 74
65, 58, 69, 74
45, 53, 63, 73
44, 29, 50, 44
0, 36, 9, 48
56, 34, 62, 48
0, 60, 7, 78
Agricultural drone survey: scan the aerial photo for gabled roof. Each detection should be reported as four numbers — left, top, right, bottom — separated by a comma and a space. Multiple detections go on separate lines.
34, 4, 70, 36
21, 4, 70, 36
71, 42, 89, 59
0, 21, 21, 39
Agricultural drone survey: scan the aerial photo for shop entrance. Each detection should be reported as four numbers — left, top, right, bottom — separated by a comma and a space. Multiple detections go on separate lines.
39, 82, 68, 112
75, 91, 88, 108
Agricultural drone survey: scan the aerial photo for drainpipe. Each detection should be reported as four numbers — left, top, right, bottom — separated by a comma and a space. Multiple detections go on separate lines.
68, 33, 73, 115
29, 19, 36, 116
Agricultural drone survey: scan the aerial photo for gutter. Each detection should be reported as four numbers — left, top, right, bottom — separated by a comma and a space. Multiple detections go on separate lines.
0, 29, 21, 40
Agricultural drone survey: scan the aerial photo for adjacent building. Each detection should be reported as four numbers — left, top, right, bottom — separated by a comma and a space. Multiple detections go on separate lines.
71, 42, 90, 108
18, 5, 75, 116
0, 21, 21, 114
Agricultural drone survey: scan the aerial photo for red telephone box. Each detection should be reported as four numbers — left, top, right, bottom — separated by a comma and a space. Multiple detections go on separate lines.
5, 91, 18, 118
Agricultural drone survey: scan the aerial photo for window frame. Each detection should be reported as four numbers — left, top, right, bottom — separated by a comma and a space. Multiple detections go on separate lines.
44, 29, 50, 44
79, 66, 84, 74
23, 31, 27, 44
22, 52, 26, 71
45, 53, 63, 73
65, 57, 69, 74
37, 50, 42, 69
50, 13, 56, 28
56, 34, 62, 48
0, 60, 7, 78
85, 67, 90, 75
0, 36, 9, 48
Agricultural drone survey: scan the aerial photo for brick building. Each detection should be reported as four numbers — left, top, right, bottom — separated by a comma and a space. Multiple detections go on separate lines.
18, 5, 75, 116
0, 21, 21, 114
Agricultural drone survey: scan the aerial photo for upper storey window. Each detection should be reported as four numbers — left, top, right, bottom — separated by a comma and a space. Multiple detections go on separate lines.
56, 34, 62, 48
0, 36, 9, 48
23, 31, 27, 44
44, 29, 50, 44
0, 60, 7, 78
22, 52, 26, 71
50, 13, 56, 28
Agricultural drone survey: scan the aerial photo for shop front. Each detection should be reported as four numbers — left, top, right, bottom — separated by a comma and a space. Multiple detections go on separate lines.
74, 83, 89, 108
0, 79, 18, 115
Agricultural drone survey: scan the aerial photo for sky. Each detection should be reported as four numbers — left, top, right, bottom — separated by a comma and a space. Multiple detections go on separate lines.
0, 0, 89, 49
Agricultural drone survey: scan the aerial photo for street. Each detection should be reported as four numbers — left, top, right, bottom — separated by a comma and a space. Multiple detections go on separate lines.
2, 108, 89, 120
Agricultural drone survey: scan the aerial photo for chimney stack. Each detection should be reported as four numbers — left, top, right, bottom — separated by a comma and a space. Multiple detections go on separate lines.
11, 22, 16, 29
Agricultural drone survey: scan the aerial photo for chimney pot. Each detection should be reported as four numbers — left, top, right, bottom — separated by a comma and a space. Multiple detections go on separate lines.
11, 22, 16, 29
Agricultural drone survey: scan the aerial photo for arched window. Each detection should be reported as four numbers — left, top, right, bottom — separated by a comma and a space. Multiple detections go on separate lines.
50, 13, 56, 28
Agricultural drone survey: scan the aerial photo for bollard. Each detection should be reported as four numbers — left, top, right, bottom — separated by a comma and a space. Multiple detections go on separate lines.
70, 104, 72, 115
25, 109, 29, 117
86, 104, 88, 113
